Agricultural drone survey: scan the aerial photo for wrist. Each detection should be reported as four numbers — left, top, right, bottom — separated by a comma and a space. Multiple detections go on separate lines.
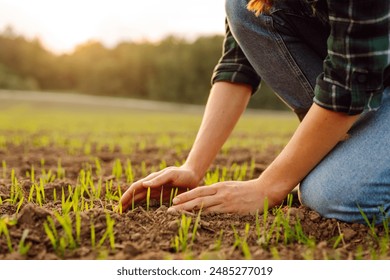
181, 161, 205, 184
254, 175, 292, 207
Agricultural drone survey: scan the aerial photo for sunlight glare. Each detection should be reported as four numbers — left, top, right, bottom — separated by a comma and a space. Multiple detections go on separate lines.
0, 0, 225, 54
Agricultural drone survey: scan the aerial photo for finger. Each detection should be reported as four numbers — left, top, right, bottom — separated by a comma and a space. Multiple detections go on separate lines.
142, 169, 177, 188
120, 171, 166, 209
169, 195, 221, 212
172, 185, 217, 205
202, 204, 229, 214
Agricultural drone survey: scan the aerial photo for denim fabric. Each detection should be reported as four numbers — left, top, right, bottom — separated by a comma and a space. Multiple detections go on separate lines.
225, 0, 389, 224
225, 0, 329, 120
300, 88, 390, 225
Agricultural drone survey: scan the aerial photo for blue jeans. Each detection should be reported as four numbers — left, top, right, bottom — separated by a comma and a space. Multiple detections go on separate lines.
226, 0, 390, 224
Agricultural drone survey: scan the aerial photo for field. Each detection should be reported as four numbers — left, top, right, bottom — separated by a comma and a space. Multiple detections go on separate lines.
0, 91, 389, 260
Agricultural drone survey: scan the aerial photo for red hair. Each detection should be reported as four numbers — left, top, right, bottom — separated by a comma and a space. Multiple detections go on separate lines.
247, 0, 273, 15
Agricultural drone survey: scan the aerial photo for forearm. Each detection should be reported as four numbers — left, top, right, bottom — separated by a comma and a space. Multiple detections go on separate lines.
184, 81, 252, 180
259, 103, 360, 203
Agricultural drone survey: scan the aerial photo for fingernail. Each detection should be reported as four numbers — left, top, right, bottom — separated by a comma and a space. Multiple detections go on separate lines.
172, 197, 180, 204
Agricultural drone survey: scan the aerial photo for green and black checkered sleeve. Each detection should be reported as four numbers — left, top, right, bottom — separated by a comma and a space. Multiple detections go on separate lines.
314, 0, 390, 115
211, 18, 261, 94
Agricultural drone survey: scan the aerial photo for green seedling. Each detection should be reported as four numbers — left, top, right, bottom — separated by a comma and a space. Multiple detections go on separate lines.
270, 246, 281, 260
90, 219, 96, 248
18, 229, 31, 255
169, 188, 179, 207
232, 162, 247, 181
97, 178, 103, 199
28, 165, 35, 183
105, 180, 117, 202
173, 214, 192, 253
112, 159, 123, 181
204, 168, 219, 185
0, 216, 17, 252
44, 216, 58, 251
77, 169, 94, 199
94, 158, 102, 177
98, 212, 116, 250
16, 196, 24, 213
232, 224, 251, 260
75, 212, 81, 245
213, 229, 224, 251
53, 188, 57, 202
54, 211, 77, 249
219, 166, 227, 182
358, 205, 378, 240
125, 159, 134, 183
333, 223, 346, 249
191, 208, 202, 245
56, 159, 65, 179
169, 188, 175, 207
141, 161, 147, 177
41, 169, 56, 184
9, 169, 24, 205
146, 187, 151, 211
40, 158, 46, 177
333, 234, 344, 249
294, 218, 315, 247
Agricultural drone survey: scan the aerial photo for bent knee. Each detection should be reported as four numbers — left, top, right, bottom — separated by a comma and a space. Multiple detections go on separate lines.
299, 175, 390, 225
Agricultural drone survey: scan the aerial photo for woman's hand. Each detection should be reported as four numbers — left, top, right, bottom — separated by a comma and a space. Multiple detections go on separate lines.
119, 165, 201, 211
167, 179, 280, 214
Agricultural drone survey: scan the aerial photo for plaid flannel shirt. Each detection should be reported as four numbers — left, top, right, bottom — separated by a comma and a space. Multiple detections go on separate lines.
212, 0, 390, 115
314, 0, 390, 115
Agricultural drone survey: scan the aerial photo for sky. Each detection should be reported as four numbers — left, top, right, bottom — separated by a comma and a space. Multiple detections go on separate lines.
0, 0, 226, 54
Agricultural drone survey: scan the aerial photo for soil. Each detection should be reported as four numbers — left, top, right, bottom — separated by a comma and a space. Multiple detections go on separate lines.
0, 143, 389, 260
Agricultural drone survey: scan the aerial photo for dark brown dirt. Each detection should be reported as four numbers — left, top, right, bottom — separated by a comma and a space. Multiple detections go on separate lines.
0, 143, 389, 260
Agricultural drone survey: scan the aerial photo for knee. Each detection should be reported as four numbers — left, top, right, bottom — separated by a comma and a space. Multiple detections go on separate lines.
299, 172, 389, 224
299, 172, 363, 223
299, 175, 335, 219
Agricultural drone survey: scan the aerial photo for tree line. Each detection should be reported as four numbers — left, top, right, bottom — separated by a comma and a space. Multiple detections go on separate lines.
0, 27, 288, 110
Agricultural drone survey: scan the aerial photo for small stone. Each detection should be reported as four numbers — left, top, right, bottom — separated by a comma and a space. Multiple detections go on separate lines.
167, 220, 179, 231
123, 242, 141, 256
342, 228, 357, 241
316, 241, 328, 249
288, 208, 305, 220
156, 205, 168, 213
167, 207, 180, 216
309, 212, 321, 222
131, 233, 142, 241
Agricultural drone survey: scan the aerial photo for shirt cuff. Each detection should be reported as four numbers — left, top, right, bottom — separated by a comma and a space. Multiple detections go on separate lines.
314, 73, 384, 115
211, 63, 261, 94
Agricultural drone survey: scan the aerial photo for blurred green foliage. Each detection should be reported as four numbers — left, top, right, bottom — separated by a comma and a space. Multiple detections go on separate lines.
0, 26, 288, 110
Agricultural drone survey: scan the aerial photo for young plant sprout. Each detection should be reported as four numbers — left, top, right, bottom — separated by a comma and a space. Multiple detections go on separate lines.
0, 216, 17, 252
18, 229, 31, 256
146, 187, 151, 211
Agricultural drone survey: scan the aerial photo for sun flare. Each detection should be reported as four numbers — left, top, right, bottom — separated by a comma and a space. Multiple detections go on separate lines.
0, 0, 225, 54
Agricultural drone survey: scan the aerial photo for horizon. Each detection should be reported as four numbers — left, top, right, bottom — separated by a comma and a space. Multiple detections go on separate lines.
0, 0, 226, 55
